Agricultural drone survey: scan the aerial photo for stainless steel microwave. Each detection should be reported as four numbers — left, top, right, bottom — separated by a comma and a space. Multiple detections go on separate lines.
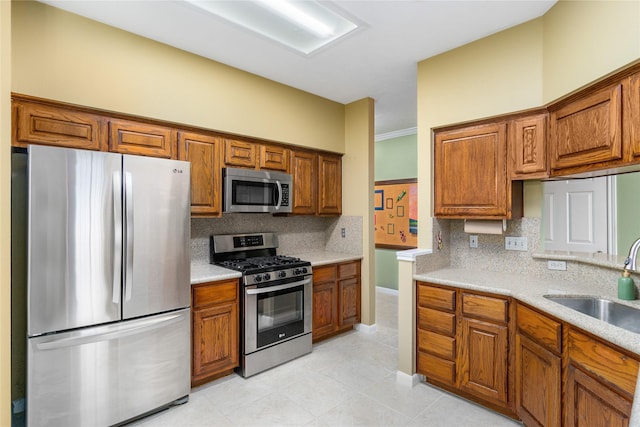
223, 167, 292, 213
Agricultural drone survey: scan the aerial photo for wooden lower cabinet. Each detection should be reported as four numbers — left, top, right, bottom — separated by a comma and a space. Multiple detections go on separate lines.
564, 328, 639, 427
312, 260, 361, 342
191, 279, 239, 387
416, 282, 512, 413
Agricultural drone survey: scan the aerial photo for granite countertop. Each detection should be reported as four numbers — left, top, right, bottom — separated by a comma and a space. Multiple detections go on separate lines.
415, 268, 640, 356
190, 251, 362, 285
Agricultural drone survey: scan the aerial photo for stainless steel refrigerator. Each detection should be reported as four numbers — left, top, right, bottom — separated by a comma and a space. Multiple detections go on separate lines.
14, 145, 191, 426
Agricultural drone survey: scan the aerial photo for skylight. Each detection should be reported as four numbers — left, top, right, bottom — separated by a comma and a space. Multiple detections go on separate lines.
186, 0, 360, 55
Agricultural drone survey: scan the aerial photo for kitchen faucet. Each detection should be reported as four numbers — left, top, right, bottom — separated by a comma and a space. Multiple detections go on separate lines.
624, 237, 640, 271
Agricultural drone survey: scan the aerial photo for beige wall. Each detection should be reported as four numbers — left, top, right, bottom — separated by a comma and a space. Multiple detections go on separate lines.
11, 1, 345, 153
1, 2, 11, 425
343, 98, 375, 324
417, 18, 545, 248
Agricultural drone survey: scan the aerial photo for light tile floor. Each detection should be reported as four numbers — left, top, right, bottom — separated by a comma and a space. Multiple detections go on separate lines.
133, 288, 521, 426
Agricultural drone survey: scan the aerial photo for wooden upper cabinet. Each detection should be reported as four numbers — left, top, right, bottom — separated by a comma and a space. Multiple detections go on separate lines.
12, 97, 107, 151
317, 153, 342, 215
224, 139, 257, 168
109, 118, 175, 158
627, 72, 640, 161
434, 122, 518, 219
508, 113, 548, 179
290, 150, 317, 215
259, 144, 289, 171
178, 132, 221, 217
549, 83, 623, 175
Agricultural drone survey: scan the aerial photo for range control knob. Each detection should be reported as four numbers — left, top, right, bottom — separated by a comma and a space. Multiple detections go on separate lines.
263, 273, 271, 281
254, 275, 262, 283
278, 271, 287, 278
301, 267, 308, 274
293, 268, 301, 275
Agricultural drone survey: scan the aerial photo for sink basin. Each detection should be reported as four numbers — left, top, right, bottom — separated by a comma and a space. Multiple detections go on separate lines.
543, 295, 640, 334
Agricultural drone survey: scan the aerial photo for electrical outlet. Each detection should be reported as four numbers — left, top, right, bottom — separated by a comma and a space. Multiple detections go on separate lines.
505, 236, 528, 251
341, 228, 346, 238
469, 235, 478, 248
547, 260, 567, 271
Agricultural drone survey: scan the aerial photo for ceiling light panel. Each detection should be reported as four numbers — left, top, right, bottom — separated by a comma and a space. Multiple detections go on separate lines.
186, 0, 359, 55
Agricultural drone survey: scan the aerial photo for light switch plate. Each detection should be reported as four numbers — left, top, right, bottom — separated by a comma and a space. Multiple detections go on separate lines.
469, 235, 478, 248
548, 260, 567, 271
505, 236, 528, 251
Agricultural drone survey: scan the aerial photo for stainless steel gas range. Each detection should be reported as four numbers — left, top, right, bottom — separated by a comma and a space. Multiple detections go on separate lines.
211, 233, 312, 377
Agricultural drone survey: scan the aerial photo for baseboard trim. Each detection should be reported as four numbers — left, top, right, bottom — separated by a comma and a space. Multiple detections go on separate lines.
376, 286, 399, 296
355, 323, 377, 333
396, 371, 421, 388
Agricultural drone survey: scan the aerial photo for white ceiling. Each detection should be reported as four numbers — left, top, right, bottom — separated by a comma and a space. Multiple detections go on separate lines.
39, 0, 556, 137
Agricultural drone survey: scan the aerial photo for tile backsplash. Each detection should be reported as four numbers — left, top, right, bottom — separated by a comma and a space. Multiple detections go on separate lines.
191, 215, 362, 263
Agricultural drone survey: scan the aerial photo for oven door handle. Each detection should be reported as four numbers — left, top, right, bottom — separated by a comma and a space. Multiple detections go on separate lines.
245, 277, 311, 295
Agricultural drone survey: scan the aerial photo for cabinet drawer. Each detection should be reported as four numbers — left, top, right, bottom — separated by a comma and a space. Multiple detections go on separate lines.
338, 261, 359, 279
259, 144, 289, 171
417, 282, 455, 311
418, 330, 456, 360
417, 351, 456, 385
224, 139, 256, 168
313, 265, 337, 283
192, 280, 238, 309
462, 293, 508, 323
418, 307, 455, 336
567, 328, 639, 397
516, 303, 562, 354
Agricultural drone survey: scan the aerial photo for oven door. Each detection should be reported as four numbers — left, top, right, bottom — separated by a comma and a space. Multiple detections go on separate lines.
244, 277, 312, 354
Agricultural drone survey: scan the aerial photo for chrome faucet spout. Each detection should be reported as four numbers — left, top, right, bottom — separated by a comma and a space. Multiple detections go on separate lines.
624, 237, 640, 271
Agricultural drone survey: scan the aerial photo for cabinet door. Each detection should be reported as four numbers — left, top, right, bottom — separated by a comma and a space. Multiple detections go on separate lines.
178, 132, 221, 216
224, 139, 257, 168
338, 277, 360, 327
13, 99, 107, 151
259, 144, 289, 171
515, 333, 561, 427
434, 123, 509, 218
627, 72, 640, 160
290, 150, 317, 214
192, 302, 239, 382
509, 113, 548, 179
565, 365, 632, 427
109, 118, 175, 158
549, 83, 623, 173
458, 317, 508, 405
317, 153, 342, 215
312, 281, 337, 340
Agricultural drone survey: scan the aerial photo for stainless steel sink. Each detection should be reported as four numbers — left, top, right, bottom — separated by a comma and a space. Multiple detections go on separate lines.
543, 295, 640, 334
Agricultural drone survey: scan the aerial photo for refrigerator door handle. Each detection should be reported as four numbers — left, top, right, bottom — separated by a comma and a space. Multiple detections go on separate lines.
124, 171, 134, 301
35, 312, 186, 351
112, 171, 122, 304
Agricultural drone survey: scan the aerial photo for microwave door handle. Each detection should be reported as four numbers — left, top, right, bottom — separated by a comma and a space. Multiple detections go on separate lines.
275, 180, 282, 210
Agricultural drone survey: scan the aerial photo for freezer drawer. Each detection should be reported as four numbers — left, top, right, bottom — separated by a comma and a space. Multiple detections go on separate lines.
27, 309, 190, 427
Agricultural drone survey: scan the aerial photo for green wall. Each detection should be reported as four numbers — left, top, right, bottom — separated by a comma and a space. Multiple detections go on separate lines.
617, 172, 640, 255
375, 133, 417, 290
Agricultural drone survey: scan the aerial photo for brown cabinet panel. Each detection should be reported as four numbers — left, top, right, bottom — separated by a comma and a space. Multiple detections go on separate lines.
418, 330, 456, 360
338, 277, 360, 327
417, 282, 456, 312
462, 293, 508, 323
13, 100, 107, 151
509, 113, 548, 179
290, 150, 317, 215
317, 153, 342, 215
565, 365, 632, 427
312, 281, 337, 339
417, 307, 456, 337
259, 144, 289, 171
224, 139, 257, 168
191, 279, 239, 387
567, 328, 639, 397
628, 72, 640, 160
515, 333, 561, 427
459, 317, 508, 405
338, 262, 359, 279
516, 303, 562, 354
109, 118, 174, 158
313, 265, 337, 284
549, 83, 623, 173
434, 123, 510, 218
417, 351, 456, 387
178, 132, 221, 217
